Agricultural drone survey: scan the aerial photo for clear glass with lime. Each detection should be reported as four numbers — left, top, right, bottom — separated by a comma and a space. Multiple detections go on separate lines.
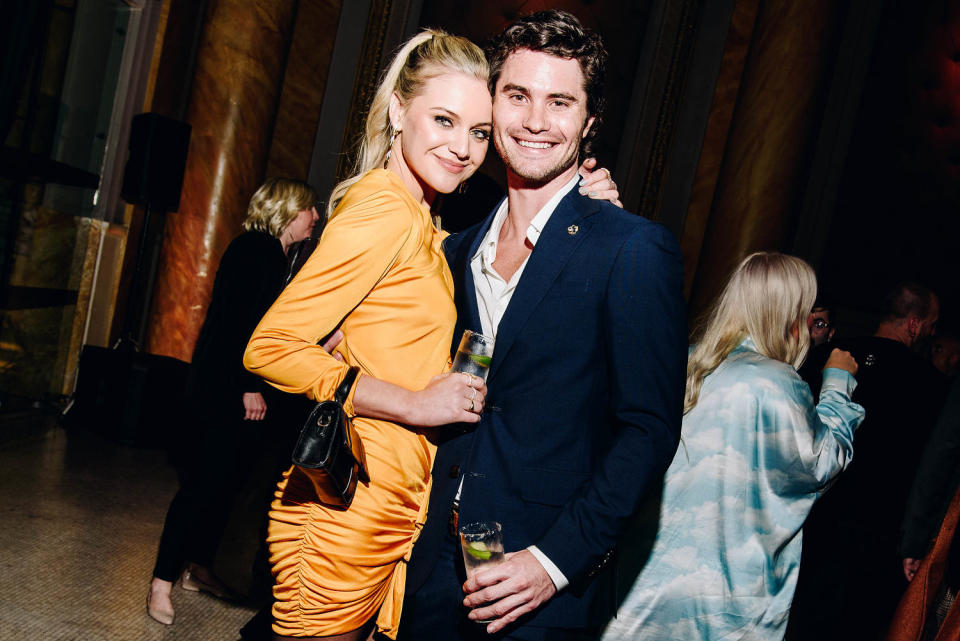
451, 330, 495, 381
459, 520, 505, 584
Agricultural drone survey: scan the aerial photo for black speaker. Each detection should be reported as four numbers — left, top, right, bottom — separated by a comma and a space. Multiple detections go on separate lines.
121, 113, 191, 211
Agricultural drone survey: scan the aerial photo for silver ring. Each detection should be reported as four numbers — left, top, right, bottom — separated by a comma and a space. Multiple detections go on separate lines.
470, 387, 478, 400
462, 372, 473, 385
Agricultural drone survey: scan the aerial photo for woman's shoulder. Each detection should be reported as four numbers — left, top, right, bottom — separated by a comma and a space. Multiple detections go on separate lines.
334, 169, 422, 224
222, 230, 282, 262
230, 229, 279, 248
718, 348, 801, 393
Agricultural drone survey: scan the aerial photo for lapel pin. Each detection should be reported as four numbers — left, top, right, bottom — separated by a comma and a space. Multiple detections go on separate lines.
567, 224, 579, 235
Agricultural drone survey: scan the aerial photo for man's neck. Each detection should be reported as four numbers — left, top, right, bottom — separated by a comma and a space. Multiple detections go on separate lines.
501, 163, 580, 238
874, 321, 911, 347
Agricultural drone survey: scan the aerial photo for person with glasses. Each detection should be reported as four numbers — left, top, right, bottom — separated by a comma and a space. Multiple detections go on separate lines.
809, 300, 836, 346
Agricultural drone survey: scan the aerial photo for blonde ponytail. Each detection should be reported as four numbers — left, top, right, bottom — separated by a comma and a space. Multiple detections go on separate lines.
326, 29, 488, 217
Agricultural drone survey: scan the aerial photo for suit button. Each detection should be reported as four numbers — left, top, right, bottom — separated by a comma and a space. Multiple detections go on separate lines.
449, 465, 460, 479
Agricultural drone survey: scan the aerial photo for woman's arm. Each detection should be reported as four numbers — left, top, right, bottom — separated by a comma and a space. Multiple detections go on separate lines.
762, 352, 864, 497
353, 372, 484, 426
244, 181, 483, 426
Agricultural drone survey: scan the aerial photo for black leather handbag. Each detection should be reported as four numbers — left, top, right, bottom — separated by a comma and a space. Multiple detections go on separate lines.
291, 367, 370, 508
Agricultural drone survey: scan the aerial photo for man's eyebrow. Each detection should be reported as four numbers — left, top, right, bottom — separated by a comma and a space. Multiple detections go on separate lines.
500, 83, 578, 103
500, 83, 528, 94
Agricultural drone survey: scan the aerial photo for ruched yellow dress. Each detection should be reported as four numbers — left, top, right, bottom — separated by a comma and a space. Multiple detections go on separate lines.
243, 169, 455, 638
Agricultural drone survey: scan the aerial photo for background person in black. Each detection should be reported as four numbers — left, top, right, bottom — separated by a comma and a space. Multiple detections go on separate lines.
789, 281, 947, 641
146, 178, 323, 626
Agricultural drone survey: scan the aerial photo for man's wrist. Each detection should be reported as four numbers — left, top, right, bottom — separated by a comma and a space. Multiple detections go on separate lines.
527, 545, 569, 592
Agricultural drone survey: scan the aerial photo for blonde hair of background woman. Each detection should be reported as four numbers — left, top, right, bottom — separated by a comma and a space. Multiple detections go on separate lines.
243, 177, 318, 238
326, 29, 489, 217
684, 251, 817, 414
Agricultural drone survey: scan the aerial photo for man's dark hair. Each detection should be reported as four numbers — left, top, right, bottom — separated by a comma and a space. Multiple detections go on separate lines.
485, 9, 607, 157
811, 296, 834, 316
880, 281, 936, 322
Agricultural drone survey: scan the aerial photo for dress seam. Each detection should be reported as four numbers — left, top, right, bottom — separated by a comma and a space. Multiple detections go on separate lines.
294, 500, 314, 631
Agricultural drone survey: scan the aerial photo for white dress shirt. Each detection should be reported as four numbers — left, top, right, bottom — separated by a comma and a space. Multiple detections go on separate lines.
464, 173, 581, 591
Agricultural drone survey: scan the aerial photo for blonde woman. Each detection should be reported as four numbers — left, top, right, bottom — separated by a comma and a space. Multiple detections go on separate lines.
601, 252, 866, 641
147, 178, 321, 625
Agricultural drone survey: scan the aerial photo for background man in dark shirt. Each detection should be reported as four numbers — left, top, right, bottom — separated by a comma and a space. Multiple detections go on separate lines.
790, 281, 946, 641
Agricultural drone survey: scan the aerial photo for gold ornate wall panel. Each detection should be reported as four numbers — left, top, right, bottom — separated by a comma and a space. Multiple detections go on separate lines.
145, 0, 298, 361
266, 0, 344, 181
686, 0, 847, 317
679, 0, 759, 301
334, 0, 395, 183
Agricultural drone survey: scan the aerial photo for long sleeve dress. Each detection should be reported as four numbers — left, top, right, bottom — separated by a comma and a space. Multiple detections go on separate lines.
601, 337, 865, 641
243, 169, 455, 639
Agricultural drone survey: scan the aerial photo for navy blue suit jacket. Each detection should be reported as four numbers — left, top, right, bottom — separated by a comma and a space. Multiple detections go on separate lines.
407, 185, 687, 628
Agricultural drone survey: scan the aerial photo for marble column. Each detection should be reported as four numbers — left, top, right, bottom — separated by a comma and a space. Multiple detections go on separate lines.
144, 0, 297, 360
686, 0, 845, 317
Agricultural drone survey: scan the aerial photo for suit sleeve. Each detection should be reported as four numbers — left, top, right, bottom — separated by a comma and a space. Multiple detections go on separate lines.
243, 185, 413, 412
536, 223, 688, 582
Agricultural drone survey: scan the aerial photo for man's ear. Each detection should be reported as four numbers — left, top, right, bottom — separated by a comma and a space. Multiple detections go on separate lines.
907, 315, 921, 340
581, 115, 596, 139
388, 91, 404, 131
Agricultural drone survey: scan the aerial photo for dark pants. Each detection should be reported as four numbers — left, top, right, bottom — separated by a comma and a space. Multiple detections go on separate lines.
788, 517, 906, 641
152, 407, 278, 582
397, 526, 598, 641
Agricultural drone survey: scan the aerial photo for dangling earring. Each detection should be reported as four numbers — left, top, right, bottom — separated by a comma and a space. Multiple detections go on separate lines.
457, 180, 468, 195
383, 127, 400, 168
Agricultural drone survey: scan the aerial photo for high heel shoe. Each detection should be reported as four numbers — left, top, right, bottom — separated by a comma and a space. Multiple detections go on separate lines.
146, 589, 175, 625
180, 567, 241, 601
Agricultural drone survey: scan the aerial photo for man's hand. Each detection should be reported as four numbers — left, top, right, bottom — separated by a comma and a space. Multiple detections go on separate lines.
242, 392, 267, 420
903, 557, 922, 582
462, 550, 557, 634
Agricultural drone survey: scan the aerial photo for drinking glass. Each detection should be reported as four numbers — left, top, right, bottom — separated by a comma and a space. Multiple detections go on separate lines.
451, 330, 494, 381
459, 521, 505, 623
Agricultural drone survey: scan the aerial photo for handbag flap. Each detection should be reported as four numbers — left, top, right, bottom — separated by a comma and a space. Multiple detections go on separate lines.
292, 400, 342, 468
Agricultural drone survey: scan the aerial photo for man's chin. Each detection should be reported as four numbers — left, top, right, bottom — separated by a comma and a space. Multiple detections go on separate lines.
504, 159, 573, 186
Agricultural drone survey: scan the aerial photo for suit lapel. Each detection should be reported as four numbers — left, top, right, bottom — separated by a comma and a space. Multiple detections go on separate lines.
487, 189, 598, 381
447, 209, 496, 354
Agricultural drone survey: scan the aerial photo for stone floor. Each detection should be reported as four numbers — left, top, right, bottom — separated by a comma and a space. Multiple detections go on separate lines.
0, 411, 265, 640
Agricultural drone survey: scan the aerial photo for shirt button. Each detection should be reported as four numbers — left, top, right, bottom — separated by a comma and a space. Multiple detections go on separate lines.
449, 465, 461, 479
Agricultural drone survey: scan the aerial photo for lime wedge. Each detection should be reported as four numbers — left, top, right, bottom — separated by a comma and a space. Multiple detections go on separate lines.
466, 541, 492, 561
468, 354, 492, 367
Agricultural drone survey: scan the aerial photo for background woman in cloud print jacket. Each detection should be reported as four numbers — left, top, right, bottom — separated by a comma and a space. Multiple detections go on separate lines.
602, 252, 865, 641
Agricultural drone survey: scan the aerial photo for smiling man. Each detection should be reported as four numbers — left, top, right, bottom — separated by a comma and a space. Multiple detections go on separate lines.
398, 10, 687, 641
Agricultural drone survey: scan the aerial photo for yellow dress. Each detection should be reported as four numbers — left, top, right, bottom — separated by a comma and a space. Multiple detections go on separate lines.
243, 169, 455, 638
